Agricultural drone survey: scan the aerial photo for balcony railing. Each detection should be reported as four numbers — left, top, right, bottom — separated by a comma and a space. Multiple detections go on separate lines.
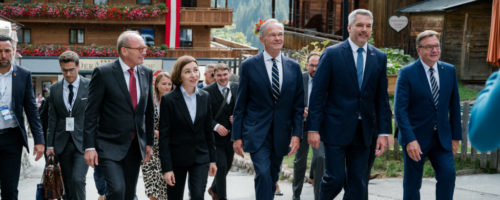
284, 26, 342, 50
180, 7, 232, 27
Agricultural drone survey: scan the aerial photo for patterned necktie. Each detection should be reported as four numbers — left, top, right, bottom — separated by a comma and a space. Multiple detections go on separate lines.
128, 68, 137, 111
356, 48, 364, 89
429, 67, 439, 107
271, 58, 280, 103
68, 84, 74, 107
223, 87, 230, 104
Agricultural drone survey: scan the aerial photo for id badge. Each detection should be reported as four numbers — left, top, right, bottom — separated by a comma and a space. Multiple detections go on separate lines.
0, 105, 13, 121
66, 117, 75, 131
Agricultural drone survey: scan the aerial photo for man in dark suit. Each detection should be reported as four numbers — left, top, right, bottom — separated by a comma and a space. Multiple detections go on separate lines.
204, 63, 238, 200
307, 9, 392, 199
232, 19, 304, 199
293, 52, 324, 200
395, 30, 461, 200
197, 64, 216, 88
46, 51, 90, 200
0, 34, 45, 199
83, 31, 154, 200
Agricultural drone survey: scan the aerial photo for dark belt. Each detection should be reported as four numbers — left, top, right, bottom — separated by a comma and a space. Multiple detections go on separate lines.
0, 127, 17, 134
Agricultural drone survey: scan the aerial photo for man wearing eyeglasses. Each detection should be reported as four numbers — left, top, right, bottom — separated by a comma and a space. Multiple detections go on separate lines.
198, 64, 216, 88
83, 30, 154, 200
395, 30, 461, 200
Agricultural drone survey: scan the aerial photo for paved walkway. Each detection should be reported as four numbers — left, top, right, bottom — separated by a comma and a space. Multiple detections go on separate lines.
18, 140, 500, 199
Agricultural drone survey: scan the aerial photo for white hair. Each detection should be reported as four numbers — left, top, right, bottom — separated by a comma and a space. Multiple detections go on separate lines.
348, 9, 373, 26
259, 19, 284, 38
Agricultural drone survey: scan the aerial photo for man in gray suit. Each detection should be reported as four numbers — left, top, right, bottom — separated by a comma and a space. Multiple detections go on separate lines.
293, 52, 325, 200
46, 51, 89, 200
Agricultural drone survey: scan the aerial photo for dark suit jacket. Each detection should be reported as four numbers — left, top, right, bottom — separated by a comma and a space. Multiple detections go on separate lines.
303, 72, 310, 107
46, 76, 89, 154
203, 82, 238, 146
83, 60, 154, 161
307, 40, 392, 147
395, 60, 462, 151
10, 65, 44, 150
469, 71, 500, 152
159, 87, 216, 172
232, 52, 304, 156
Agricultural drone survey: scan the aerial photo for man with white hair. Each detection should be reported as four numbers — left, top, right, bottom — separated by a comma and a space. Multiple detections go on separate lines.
307, 9, 392, 199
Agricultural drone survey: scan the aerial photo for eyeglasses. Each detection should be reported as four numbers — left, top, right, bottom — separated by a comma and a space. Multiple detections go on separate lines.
419, 45, 440, 51
124, 46, 147, 52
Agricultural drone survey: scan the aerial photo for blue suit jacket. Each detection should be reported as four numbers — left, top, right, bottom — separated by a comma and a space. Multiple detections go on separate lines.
395, 60, 462, 151
11, 65, 44, 150
469, 71, 500, 152
307, 40, 392, 147
232, 52, 304, 156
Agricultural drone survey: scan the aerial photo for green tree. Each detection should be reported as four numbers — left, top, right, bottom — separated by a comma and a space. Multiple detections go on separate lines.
211, 24, 250, 46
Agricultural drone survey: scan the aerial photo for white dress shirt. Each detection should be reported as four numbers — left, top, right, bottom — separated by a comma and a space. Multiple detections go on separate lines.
263, 51, 283, 91
420, 60, 440, 92
180, 86, 199, 124
119, 58, 141, 101
63, 75, 80, 114
0, 65, 16, 129
348, 37, 368, 81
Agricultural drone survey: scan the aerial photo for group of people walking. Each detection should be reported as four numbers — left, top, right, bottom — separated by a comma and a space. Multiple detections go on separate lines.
2, 6, 498, 200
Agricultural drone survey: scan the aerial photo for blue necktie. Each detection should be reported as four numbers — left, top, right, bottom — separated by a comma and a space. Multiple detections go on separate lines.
271, 58, 280, 103
429, 67, 439, 107
356, 48, 364, 89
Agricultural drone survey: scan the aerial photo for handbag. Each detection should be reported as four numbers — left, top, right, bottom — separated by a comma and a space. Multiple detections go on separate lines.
41, 155, 65, 199
36, 183, 47, 200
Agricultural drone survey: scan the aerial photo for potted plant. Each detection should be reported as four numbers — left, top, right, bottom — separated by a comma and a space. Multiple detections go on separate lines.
380, 48, 415, 94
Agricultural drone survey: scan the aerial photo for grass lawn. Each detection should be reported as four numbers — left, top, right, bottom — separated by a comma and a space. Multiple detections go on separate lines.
459, 82, 480, 101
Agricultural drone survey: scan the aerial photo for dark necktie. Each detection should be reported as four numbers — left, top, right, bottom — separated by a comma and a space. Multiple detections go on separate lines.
356, 48, 364, 89
223, 87, 230, 104
271, 58, 280, 103
429, 67, 439, 107
128, 68, 137, 139
68, 84, 74, 107
128, 68, 137, 110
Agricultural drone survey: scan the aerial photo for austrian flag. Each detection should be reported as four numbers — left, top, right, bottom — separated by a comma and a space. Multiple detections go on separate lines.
165, 0, 180, 48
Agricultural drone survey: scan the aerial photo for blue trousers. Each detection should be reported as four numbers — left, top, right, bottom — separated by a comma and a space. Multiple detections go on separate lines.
250, 133, 284, 200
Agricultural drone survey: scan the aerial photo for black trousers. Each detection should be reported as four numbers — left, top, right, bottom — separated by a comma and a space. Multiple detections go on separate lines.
0, 127, 23, 200
167, 163, 209, 200
210, 143, 234, 200
58, 139, 89, 200
100, 138, 142, 200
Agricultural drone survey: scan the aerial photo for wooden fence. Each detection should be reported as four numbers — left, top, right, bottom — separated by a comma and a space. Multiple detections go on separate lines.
393, 102, 500, 172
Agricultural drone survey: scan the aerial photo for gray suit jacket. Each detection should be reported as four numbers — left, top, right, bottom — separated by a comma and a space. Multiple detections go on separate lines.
47, 76, 89, 154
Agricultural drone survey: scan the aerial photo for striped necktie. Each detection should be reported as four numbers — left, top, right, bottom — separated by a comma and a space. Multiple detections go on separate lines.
429, 67, 439, 107
271, 58, 280, 103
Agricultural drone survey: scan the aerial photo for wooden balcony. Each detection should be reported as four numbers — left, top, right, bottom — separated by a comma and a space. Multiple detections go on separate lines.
284, 26, 342, 50
165, 46, 256, 58
180, 7, 232, 27
12, 16, 165, 25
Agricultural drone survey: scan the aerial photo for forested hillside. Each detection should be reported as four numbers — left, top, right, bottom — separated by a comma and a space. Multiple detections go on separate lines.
212, 0, 289, 50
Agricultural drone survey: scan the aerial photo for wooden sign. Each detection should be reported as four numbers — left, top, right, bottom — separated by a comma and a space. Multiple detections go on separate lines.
388, 16, 408, 32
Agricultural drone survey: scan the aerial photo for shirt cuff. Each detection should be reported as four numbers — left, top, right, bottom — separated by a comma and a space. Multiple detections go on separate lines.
85, 148, 96, 151
47, 147, 54, 150
213, 124, 220, 131
308, 130, 319, 133
378, 134, 390, 137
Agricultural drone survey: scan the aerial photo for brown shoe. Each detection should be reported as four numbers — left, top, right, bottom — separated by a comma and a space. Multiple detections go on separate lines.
98, 195, 106, 200
369, 174, 380, 180
306, 177, 314, 184
208, 187, 218, 200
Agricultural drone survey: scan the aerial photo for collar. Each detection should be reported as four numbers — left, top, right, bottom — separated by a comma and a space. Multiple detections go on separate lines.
63, 75, 81, 88
217, 82, 231, 91
263, 50, 282, 63
180, 85, 199, 97
119, 57, 137, 73
0, 65, 14, 76
420, 59, 438, 72
348, 38, 368, 53
308, 74, 313, 81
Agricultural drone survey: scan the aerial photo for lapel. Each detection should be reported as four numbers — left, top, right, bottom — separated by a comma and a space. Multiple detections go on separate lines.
230, 82, 237, 104
211, 83, 224, 101
54, 80, 69, 116
303, 73, 309, 106
10, 65, 19, 111
193, 91, 203, 128
436, 61, 448, 108
71, 77, 87, 114
112, 61, 134, 110
280, 55, 291, 102
361, 45, 377, 91
341, 41, 359, 93
414, 60, 435, 103
173, 87, 196, 130
255, 52, 274, 99
136, 66, 147, 109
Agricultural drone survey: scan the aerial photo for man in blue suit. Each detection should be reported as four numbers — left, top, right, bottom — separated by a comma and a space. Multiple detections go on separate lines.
232, 19, 304, 200
468, 71, 500, 152
0, 34, 45, 199
307, 9, 392, 200
395, 30, 461, 200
